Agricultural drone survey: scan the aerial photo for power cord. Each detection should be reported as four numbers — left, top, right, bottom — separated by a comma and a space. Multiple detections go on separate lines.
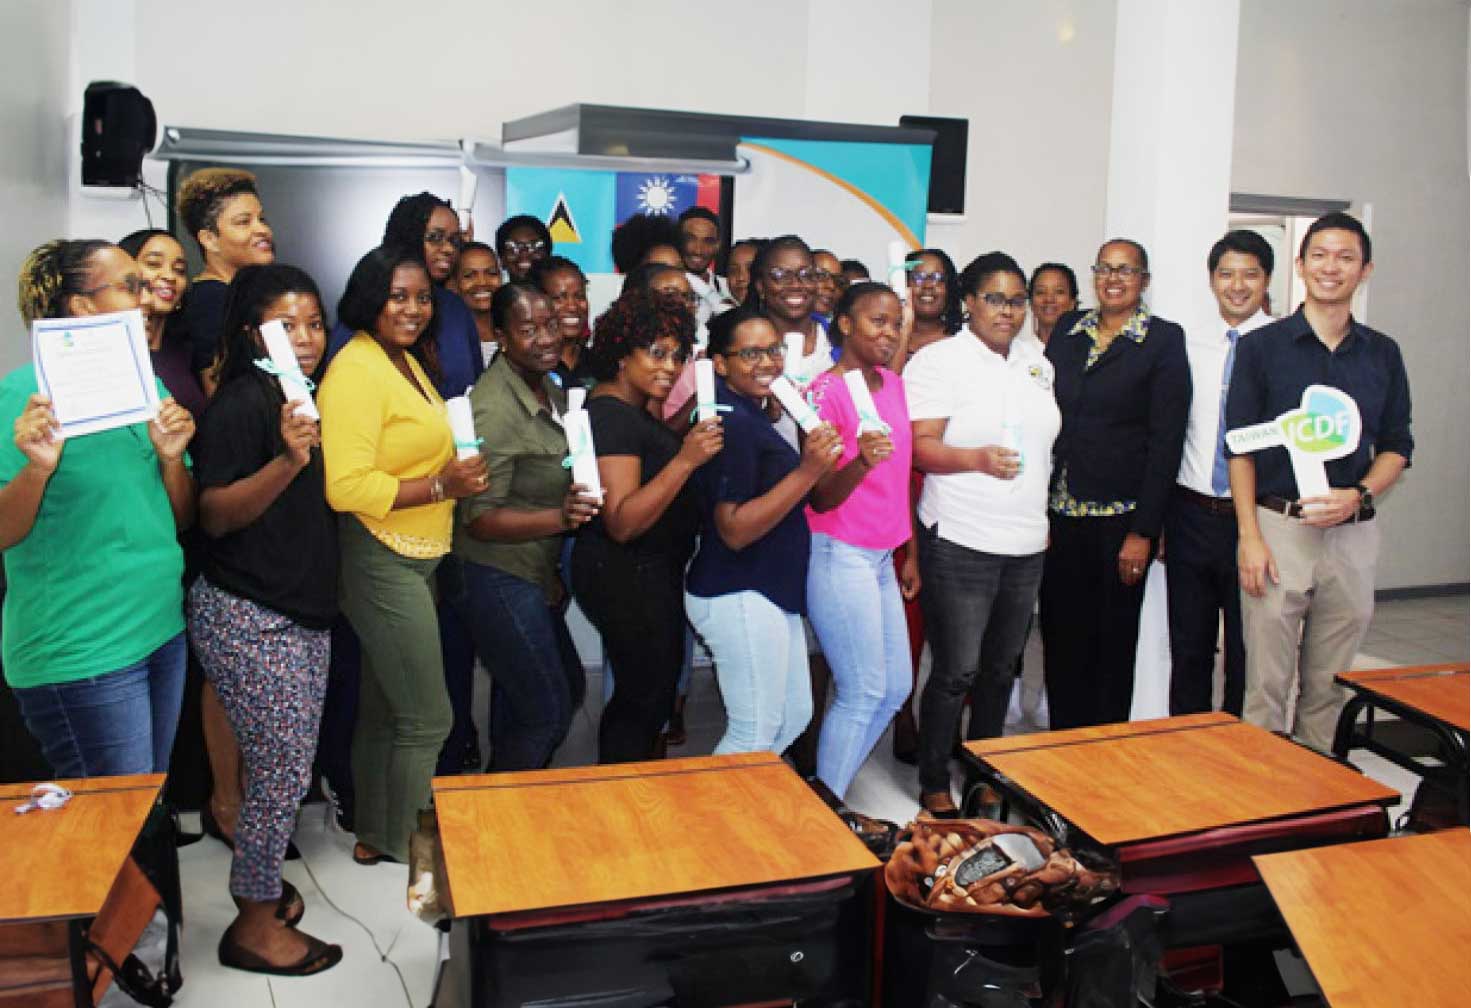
294, 844, 415, 1008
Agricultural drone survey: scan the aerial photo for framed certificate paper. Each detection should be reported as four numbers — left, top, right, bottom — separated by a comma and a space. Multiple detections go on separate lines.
32, 308, 161, 437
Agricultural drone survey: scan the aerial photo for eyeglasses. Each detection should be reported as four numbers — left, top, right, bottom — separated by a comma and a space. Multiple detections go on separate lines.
503, 239, 548, 255
655, 289, 701, 309
81, 274, 145, 297
908, 270, 945, 286
764, 266, 815, 285
1091, 264, 1147, 278
424, 230, 463, 248
978, 293, 1029, 309
641, 345, 691, 365
724, 344, 786, 364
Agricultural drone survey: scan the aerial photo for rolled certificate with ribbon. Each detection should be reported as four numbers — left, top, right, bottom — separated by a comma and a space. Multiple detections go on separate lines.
563, 406, 604, 500
256, 320, 319, 419
783, 332, 805, 380
445, 394, 481, 460
457, 166, 477, 233
695, 358, 718, 421
887, 240, 910, 303
844, 369, 891, 436
769, 375, 821, 433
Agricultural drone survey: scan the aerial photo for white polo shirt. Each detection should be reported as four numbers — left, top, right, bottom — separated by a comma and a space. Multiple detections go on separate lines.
1177, 308, 1273, 497
906, 331, 1060, 556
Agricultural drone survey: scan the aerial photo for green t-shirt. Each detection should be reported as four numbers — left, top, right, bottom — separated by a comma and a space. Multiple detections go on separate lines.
0, 366, 186, 688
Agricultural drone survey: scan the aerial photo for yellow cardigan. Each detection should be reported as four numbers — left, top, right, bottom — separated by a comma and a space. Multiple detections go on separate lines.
319, 333, 455, 558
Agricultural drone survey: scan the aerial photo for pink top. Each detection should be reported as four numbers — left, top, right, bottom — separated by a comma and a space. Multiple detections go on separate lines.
804, 366, 913, 550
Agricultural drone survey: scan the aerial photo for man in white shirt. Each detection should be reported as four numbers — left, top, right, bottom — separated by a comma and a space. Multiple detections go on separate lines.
1166, 230, 1275, 715
679, 206, 734, 325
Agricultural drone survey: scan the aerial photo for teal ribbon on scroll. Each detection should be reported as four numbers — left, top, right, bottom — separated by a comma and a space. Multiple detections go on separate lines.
253, 358, 315, 397
690, 403, 733, 424
562, 423, 592, 470
857, 407, 892, 436
456, 437, 485, 452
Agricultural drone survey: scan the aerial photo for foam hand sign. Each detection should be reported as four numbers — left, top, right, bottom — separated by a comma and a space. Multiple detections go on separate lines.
1226, 384, 1361, 499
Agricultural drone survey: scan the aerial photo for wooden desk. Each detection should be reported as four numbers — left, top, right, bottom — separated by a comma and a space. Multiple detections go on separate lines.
1333, 664, 1469, 780
1254, 830, 1471, 1008
963, 716, 1395, 848
432, 752, 878, 919
0, 775, 163, 924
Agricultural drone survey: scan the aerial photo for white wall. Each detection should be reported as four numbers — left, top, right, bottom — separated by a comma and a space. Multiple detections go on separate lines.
1233, 0, 1470, 590
0, 1, 71, 374
925, 1, 1116, 288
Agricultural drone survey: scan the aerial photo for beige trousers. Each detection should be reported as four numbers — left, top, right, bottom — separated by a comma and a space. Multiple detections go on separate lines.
1240, 506, 1379, 752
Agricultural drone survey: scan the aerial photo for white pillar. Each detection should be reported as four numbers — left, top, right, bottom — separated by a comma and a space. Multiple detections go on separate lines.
1104, 0, 1240, 336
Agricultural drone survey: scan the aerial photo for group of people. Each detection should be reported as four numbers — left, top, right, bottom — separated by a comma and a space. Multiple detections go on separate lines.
0, 156, 1412, 979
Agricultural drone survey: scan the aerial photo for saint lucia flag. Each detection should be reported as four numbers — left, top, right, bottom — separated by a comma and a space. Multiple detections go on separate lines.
505, 167, 616, 274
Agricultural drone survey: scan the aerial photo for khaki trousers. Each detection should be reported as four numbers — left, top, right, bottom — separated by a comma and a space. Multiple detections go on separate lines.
1240, 506, 1379, 752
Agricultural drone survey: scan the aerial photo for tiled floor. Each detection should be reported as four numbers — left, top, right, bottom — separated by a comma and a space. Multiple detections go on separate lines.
156, 594, 1466, 1006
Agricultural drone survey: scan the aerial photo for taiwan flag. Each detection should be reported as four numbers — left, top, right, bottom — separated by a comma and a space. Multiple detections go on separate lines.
614, 172, 721, 225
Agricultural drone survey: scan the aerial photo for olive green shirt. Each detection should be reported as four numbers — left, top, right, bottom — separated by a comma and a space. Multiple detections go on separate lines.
453, 354, 570, 602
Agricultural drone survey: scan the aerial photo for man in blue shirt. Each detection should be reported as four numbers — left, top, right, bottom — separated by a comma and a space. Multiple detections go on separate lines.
1225, 212, 1413, 751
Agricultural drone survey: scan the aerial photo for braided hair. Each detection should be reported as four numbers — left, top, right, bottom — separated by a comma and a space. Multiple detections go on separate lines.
382, 191, 453, 265
586, 288, 695, 383
17, 239, 112, 326
176, 167, 259, 250
217, 264, 326, 387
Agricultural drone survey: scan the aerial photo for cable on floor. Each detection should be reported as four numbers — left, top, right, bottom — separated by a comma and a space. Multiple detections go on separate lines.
294, 846, 415, 1008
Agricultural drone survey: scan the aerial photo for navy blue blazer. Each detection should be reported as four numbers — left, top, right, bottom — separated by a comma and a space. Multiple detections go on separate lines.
1045, 309, 1191, 538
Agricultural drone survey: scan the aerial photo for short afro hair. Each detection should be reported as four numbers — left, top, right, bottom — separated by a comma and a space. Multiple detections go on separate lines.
176, 167, 260, 248
611, 213, 682, 274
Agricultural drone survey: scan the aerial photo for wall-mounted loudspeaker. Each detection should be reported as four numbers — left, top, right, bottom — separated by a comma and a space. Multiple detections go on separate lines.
81, 81, 156, 188
900, 115, 968, 216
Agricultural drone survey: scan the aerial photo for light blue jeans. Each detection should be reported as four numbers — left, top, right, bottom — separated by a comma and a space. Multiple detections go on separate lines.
685, 590, 812, 755
807, 533, 912, 797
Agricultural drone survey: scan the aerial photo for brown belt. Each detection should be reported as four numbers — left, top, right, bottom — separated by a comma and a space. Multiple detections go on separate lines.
1175, 485, 1236, 516
1258, 494, 1376, 522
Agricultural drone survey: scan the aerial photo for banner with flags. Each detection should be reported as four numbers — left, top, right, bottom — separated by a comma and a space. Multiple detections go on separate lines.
613, 172, 720, 223
504, 167, 617, 274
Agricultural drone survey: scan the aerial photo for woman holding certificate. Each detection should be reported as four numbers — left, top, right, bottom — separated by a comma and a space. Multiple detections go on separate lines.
804, 282, 918, 800
571, 289, 720, 764
187, 264, 342, 976
1, 239, 195, 776
905, 253, 1060, 816
318, 245, 488, 866
446, 283, 599, 772
684, 306, 842, 755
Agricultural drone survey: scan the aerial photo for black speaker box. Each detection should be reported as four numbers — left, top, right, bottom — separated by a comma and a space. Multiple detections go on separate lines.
81, 81, 156, 188
900, 115, 968, 216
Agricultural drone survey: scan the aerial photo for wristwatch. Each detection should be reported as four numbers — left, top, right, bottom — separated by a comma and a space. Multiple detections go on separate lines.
1355, 482, 1374, 510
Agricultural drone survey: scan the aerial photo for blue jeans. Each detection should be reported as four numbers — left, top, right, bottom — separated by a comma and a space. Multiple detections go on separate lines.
807, 534, 911, 798
14, 633, 187, 777
445, 559, 584, 771
685, 591, 811, 755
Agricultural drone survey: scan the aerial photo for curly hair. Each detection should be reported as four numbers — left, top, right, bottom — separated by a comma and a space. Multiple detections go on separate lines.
17, 239, 113, 326
586, 288, 696, 382
382, 191, 453, 263
904, 247, 963, 335
217, 263, 327, 387
338, 245, 441, 385
610, 213, 682, 274
176, 167, 259, 247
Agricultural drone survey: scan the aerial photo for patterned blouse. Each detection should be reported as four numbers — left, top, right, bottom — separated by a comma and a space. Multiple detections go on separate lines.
1048, 305, 1152, 517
